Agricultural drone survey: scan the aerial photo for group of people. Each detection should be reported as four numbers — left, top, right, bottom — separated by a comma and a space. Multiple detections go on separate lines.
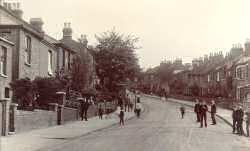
193, 99, 217, 128
78, 91, 143, 126
79, 97, 94, 121
117, 93, 143, 126
191, 99, 250, 137
232, 105, 250, 137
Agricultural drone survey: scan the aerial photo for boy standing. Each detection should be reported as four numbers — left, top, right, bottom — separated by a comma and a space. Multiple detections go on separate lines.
180, 106, 185, 119
119, 107, 125, 126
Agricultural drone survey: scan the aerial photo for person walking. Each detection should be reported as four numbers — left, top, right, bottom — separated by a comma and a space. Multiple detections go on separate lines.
135, 99, 142, 118
200, 101, 208, 128
79, 98, 85, 121
180, 105, 185, 119
245, 110, 250, 137
125, 95, 129, 112
236, 105, 244, 135
210, 100, 217, 125
83, 98, 91, 121
194, 99, 201, 122
119, 107, 125, 126
232, 106, 238, 134
98, 101, 104, 120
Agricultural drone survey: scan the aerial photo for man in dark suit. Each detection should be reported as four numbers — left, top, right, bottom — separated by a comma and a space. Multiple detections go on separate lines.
83, 98, 91, 121
200, 101, 208, 128
210, 100, 217, 125
232, 106, 238, 134
236, 105, 244, 135
194, 99, 201, 122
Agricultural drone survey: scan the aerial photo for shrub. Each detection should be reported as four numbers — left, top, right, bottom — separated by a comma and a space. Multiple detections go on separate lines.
10, 77, 68, 109
10, 78, 36, 108
33, 77, 67, 106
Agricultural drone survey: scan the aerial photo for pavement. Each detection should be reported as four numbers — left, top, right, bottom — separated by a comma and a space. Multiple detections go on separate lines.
0, 108, 137, 151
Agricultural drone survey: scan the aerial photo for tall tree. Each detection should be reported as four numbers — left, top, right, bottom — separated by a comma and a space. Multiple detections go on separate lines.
95, 29, 141, 92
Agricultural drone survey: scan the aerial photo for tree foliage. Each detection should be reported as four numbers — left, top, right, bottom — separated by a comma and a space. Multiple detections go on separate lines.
10, 78, 36, 107
95, 29, 141, 92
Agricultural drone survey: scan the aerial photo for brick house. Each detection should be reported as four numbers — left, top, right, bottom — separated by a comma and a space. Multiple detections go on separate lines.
0, 5, 58, 80
0, 36, 13, 99
60, 23, 97, 91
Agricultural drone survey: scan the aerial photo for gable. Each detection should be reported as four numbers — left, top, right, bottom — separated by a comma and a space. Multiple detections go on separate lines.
0, 8, 21, 25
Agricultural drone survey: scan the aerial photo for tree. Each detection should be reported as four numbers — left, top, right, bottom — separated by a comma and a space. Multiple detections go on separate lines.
70, 54, 90, 92
95, 29, 141, 92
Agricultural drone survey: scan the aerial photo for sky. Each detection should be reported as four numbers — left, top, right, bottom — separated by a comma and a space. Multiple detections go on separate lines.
15, 0, 250, 69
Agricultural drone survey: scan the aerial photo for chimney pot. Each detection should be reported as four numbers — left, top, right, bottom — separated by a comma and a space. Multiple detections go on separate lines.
30, 18, 44, 32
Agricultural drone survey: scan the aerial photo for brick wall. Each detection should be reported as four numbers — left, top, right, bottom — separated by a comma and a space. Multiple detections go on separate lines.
18, 30, 58, 79
15, 110, 57, 133
63, 107, 79, 123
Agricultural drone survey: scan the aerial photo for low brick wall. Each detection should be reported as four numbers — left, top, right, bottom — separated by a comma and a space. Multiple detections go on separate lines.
63, 107, 79, 123
15, 110, 57, 133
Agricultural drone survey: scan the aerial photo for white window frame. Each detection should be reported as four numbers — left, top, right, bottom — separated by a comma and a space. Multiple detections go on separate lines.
0, 46, 7, 77
216, 72, 220, 82
48, 50, 53, 75
24, 36, 31, 65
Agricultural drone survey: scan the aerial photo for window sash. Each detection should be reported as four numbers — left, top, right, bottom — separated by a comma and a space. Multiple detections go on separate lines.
48, 50, 53, 74
25, 36, 31, 64
0, 46, 7, 75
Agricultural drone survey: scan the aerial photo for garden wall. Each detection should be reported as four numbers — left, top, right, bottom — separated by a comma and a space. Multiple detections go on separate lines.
15, 110, 57, 133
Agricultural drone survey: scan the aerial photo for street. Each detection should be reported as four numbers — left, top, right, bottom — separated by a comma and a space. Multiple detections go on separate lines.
38, 96, 250, 151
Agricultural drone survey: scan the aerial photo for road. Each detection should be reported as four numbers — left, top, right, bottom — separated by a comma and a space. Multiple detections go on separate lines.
39, 96, 250, 151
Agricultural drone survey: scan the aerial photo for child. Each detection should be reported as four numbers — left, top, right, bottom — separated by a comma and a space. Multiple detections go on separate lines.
98, 101, 104, 120
119, 107, 125, 126
180, 106, 185, 119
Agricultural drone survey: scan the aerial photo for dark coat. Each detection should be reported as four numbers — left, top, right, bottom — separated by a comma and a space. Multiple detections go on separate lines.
199, 105, 208, 114
232, 109, 237, 120
211, 104, 216, 113
236, 109, 244, 121
194, 103, 200, 113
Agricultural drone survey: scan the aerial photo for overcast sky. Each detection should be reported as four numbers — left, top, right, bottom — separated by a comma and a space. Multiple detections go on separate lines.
17, 0, 250, 69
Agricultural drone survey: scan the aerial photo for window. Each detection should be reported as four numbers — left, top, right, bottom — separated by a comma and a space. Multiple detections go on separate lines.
48, 50, 53, 75
62, 50, 65, 67
236, 65, 248, 80
4, 87, 10, 98
24, 36, 31, 64
0, 46, 7, 76
207, 74, 210, 82
68, 52, 71, 69
216, 72, 220, 82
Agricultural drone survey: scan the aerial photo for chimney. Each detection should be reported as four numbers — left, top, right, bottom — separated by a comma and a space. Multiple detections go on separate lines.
62, 22, 72, 41
245, 39, 250, 56
30, 18, 44, 32
11, 9, 23, 18
4, 2, 23, 18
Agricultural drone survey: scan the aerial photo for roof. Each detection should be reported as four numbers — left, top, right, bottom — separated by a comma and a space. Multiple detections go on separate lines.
0, 5, 73, 52
0, 5, 44, 38
0, 36, 14, 45
44, 34, 76, 53
235, 56, 250, 66
173, 69, 184, 74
